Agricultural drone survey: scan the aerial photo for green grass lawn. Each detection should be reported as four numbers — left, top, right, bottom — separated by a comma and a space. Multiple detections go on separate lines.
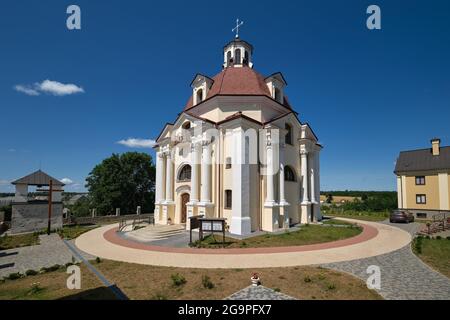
412, 237, 450, 278
57, 225, 98, 240
191, 224, 362, 249
0, 233, 40, 250
325, 210, 388, 222
322, 219, 355, 226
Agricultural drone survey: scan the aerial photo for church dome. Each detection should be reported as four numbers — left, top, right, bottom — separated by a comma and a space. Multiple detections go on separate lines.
184, 66, 292, 111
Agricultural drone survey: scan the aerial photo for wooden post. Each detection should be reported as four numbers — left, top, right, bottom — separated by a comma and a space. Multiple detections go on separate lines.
47, 179, 53, 235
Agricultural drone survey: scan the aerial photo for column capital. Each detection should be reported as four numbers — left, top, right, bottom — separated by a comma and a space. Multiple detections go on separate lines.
300, 149, 308, 156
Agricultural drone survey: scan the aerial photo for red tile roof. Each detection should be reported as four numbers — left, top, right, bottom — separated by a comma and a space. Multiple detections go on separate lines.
184, 66, 292, 111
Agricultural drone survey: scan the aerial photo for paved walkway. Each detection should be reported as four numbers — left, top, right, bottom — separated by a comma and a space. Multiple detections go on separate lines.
226, 286, 295, 300
321, 219, 450, 300
0, 234, 95, 278
75, 219, 411, 268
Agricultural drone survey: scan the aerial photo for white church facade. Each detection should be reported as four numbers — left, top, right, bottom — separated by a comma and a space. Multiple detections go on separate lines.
154, 36, 322, 235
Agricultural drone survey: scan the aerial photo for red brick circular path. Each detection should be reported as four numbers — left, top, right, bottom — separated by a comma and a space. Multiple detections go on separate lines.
103, 223, 378, 255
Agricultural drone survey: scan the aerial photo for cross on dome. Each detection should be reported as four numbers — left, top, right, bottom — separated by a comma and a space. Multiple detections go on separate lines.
232, 19, 244, 39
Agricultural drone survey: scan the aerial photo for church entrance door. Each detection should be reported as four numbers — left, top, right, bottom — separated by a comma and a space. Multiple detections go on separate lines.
181, 193, 189, 224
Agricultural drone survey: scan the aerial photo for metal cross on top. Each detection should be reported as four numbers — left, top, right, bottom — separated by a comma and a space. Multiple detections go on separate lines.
232, 18, 244, 39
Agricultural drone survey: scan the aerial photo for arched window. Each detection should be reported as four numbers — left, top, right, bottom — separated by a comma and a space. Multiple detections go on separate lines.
182, 121, 191, 130
235, 49, 241, 64
196, 89, 203, 104
274, 87, 282, 102
178, 164, 191, 182
227, 51, 232, 65
285, 123, 293, 145
284, 166, 296, 182
243, 51, 249, 65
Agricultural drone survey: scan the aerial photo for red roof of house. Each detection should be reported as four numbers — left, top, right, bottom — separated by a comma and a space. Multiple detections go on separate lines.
184, 66, 292, 111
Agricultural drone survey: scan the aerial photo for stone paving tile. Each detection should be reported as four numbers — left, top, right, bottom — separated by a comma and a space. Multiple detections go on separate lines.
226, 285, 296, 300
0, 234, 93, 278
321, 244, 450, 300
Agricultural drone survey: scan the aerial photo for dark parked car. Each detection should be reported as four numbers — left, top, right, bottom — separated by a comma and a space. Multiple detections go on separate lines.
390, 210, 415, 223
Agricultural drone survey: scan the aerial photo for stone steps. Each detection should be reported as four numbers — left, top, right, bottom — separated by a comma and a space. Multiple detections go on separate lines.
124, 224, 185, 241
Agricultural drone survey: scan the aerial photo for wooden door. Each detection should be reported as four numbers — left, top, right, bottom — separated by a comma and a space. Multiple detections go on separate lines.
181, 193, 190, 223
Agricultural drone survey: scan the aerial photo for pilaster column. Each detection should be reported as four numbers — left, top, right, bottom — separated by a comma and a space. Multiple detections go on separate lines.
190, 142, 200, 203
155, 152, 164, 204
165, 150, 174, 203
301, 150, 310, 204
200, 139, 212, 204
310, 152, 316, 204
279, 143, 289, 206
264, 135, 276, 206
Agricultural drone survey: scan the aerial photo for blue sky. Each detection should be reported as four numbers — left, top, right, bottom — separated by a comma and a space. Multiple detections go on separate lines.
0, 0, 449, 192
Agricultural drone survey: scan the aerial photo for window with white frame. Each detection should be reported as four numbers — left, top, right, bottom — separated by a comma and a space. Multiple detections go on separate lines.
416, 194, 426, 204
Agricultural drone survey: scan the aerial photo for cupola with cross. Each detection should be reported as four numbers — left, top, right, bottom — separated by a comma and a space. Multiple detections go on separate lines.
223, 19, 254, 68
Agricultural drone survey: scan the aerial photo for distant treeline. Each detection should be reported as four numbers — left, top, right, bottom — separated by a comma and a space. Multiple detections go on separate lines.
321, 191, 396, 197
321, 191, 397, 212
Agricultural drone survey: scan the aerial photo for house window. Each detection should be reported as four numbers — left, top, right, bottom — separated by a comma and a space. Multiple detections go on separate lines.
196, 89, 203, 104
415, 176, 426, 185
182, 122, 191, 130
225, 157, 232, 169
416, 194, 426, 204
417, 213, 427, 219
178, 165, 191, 182
225, 190, 232, 209
285, 123, 293, 145
235, 49, 241, 64
284, 166, 296, 182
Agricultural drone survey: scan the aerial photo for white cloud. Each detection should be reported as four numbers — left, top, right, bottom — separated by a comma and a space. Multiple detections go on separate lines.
37, 80, 84, 96
14, 80, 84, 96
0, 179, 10, 185
14, 85, 40, 96
7, 149, 16, 152
117, 138, 156, 148
60, 178, 74, 185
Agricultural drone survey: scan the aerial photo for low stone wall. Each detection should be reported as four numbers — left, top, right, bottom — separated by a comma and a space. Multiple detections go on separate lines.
64, 213, 154, 226
11, 202, 63, 234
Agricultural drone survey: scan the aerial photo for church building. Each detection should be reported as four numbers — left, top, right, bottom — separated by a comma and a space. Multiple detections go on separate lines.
154, 34, 322, 235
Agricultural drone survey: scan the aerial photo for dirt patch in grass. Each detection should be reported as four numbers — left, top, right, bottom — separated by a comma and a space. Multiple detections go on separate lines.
0, 264, 114, 300
413, 237, 450, 278
191, 224, 362, 249
94, 260, 381, 300
0, 233, 39, 250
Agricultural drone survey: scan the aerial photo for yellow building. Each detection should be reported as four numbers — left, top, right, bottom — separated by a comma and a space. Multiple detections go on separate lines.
394, 138, 450, 219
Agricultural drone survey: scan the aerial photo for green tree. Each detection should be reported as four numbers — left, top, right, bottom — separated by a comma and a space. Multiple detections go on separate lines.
85, 152, 155, 215
326, 194, 333, 204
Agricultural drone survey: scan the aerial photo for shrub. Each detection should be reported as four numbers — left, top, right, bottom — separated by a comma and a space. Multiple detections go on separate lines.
28, 282, 43, 295
436, 236, 442, 240
95, 257, 102, 263
327, 283, 336, 290
152, 293, 168, 300
201, 275, 215, 289
25, 269, 38, 276
303, 276, 312, 283
446, 236, 450, 240
171, 273, 186, 287
7, 272, 22, 280
273, 288, 281, 292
